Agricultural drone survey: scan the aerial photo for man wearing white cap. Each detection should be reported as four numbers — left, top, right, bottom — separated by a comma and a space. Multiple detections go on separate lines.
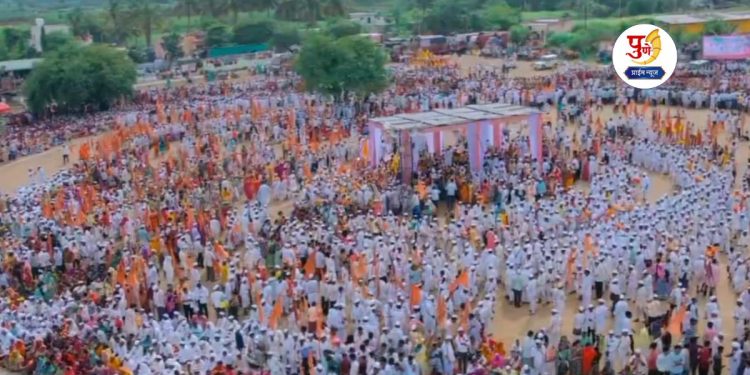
548, 309, 562, 349
627, 348, 647, 375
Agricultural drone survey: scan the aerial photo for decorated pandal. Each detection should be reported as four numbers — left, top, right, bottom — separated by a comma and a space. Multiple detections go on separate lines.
367, 103, 543, 182
410, 49, 451, 68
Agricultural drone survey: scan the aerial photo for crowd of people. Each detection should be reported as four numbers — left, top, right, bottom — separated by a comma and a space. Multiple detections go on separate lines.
0, 58, 747, 375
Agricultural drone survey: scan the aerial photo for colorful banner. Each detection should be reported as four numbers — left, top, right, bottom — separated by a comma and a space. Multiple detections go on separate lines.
529, 112, 543, 169
703, 35, 750, 60
433, 131, 443, 156
467, 122, 482, 173
492, 119, 504, 149
480, 120, 494, 163
367, 123, 383, 167
400, 131, 412, 184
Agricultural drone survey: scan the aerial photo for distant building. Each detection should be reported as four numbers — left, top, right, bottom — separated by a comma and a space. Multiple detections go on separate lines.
349, 12, 390, 34
522, 19, 574, 42
30, 18, 71, 53
654, 12, 750, 33
0, 58, 43, 94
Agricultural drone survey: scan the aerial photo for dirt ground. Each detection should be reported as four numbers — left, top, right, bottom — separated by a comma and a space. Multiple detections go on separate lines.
0, 58, 746, 370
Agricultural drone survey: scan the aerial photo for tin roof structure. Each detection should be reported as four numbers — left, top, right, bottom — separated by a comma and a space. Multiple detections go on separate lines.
0, 58, 42, 72
654, 12, 750, 25
370, 104, 539, 133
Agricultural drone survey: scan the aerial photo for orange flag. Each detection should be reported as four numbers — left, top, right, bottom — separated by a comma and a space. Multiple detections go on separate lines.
185, 208, 195, 230
214, 242, 229, 260
268, 294, 284, 329
450, 270, 470, 294
437, 295, 447, 328
115, 261, 126, 286
127, 267, 138, 289
304, 252, 316, 278
410, 285, 422, 307
667, 304, 686, 338
460, 303, 470, 330
350, 255, 367, 281
583, 234, 596, 255
42, 199, 53, 219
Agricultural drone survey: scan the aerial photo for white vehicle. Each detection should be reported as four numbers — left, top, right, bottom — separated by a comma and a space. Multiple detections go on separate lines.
533, 54, 558, 70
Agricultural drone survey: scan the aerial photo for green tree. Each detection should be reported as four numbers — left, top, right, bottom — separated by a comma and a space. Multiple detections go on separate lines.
389, 0, 415, 36
127, 44, 155, 63
295, 34, 387, 97
414, 0, 434, 34
227, 0, 252, 24
106, 0, 128, 43
321, 0, 345, 19
3, 28, 25, 52
509, 24, 530, 44
422, 0, 475, 34
67, 9, 110, 43
24, 45, 137, 115
483, 2, 520, 30
324, 18, 362, 38
2, 28, 29, 60
275, 0, 345, 24
67, 8, 87, 37
233, 20, 274, 44
205, 24, 232, 48
270, 25, 301, 51
179, 0, 197, 30
201, 0, 228, 18
129, 0, 162, 47
275, 0, 300, 21
42, 31, 76, 54
162, 32, 184, 62
0, 41, 9, 61
626, 0, 653, 15
704, 19, 736, 35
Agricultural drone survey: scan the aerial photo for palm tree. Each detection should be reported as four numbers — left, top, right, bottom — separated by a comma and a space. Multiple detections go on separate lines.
107, 0, 124, 42
180, 0, 197, 30
67, 8, 86, 37
275, 0, 301, 21
705, 19, 736, 35
321, 0, 344, 18
414, 0, 434, 34
202, 0, 228, 18
302, 0, 321, 24
227, 0, 251, 24
253, 0, 278, 17
129, 0, 161, 47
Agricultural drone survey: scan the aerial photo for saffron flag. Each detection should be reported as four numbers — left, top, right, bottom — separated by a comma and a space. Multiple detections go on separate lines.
410, 285, 422, 307
268, 295, 284, 329
437, 296, 447, 328
449, 269, 469, 295
304, 252, 316, 278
